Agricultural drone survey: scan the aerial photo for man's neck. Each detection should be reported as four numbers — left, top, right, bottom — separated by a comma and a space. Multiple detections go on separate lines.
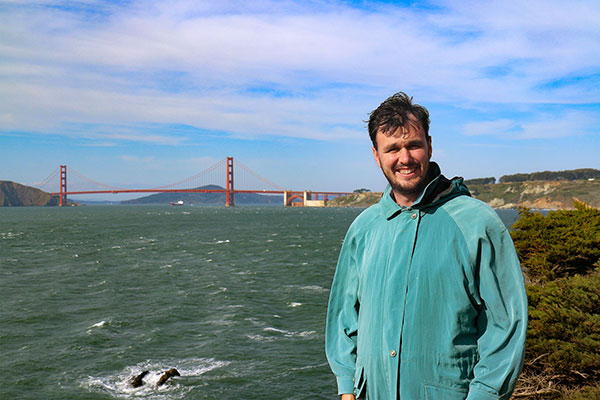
391, 190, 419, 207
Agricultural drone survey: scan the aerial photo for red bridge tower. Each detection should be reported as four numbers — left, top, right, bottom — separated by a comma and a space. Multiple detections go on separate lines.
59, 165, 67, 207
226, 157, 234, 207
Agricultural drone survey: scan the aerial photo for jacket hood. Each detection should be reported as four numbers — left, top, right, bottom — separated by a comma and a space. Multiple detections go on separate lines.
380, 162, 471, 218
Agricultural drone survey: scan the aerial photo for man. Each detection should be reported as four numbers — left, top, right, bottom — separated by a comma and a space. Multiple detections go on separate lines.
326, 92, 527, 399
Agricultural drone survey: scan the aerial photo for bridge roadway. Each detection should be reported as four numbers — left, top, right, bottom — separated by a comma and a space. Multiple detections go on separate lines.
51, 188, 354, 207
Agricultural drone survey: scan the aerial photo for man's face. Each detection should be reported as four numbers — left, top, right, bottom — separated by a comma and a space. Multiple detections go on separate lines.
372, 115, 432, 206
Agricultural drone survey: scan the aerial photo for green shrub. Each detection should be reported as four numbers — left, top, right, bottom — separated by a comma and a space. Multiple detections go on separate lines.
511, 201, 600, 282
562, 384, 600, 400
510, 202, 600, 398
525, 267, 600, 386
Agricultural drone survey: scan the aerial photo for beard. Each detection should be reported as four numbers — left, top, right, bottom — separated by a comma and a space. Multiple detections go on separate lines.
382, 162, 431, 200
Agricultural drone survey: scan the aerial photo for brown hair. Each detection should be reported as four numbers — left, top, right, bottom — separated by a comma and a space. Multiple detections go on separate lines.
368, 92, 430, 148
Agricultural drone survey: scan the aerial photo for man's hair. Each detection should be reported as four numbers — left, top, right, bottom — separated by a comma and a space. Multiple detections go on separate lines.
368, 92, 430, 148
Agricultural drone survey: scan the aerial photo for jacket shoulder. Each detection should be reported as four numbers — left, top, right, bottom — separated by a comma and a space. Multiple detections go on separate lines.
440, 195, 508, 236
345, 201, 386, 238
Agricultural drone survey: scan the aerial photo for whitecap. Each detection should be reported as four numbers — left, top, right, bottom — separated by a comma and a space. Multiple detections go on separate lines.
1, 231, 24, 239
244, 317, 264, 327
208, 287, 227, 295
83, 357, 229, 398
263, 327, 316, 338
233, 270, 255, 275
89, 320, 107, 329
178, 357, 231, 377
287, 285, 328, 292
246, 334, 275, 342
83, 370, 183, 399
264, 327, 291, 335
289, 302, 303, 308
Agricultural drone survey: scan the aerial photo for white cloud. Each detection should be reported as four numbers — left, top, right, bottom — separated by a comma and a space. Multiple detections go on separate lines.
520, 111, 596, 139
0, 0, 598, 144
462, 112, 597, 139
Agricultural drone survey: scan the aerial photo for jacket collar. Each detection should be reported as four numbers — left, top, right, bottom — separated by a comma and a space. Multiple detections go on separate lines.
379, 162, 469, 220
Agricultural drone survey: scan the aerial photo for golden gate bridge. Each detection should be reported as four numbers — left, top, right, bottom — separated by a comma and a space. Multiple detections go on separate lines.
33, 157, 353, 207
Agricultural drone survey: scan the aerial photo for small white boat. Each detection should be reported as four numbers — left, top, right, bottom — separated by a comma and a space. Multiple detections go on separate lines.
170, 200, 184, 206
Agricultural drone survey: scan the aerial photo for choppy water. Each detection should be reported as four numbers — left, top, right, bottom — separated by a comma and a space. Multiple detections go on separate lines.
1, 206, 518, 399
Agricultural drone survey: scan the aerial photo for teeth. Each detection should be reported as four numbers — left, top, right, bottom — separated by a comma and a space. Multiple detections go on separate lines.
397, 168, 416, 175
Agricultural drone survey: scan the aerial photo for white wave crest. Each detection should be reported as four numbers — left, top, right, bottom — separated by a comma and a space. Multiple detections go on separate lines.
263, 327, 316, 338
82, 357, 230, 398
89, 320, 107, 329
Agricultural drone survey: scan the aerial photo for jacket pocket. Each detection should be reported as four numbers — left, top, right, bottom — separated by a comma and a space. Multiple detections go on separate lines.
424, 383, 468, 400
354, 366, 366, 399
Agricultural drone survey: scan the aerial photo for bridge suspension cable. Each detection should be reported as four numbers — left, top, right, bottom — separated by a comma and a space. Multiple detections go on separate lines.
68, 167, 127, 190
33, 166, 60, 191
148, 158, 227, 190
236, 160, 285, 191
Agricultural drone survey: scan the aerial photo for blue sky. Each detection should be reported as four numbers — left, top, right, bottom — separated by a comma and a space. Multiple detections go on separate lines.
1, 0, 599, 200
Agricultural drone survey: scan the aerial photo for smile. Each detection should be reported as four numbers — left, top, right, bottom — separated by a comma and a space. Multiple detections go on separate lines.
396, 167, 418, 175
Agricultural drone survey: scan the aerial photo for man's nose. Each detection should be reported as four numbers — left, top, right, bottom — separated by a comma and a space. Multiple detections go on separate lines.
397, 148, 411, 164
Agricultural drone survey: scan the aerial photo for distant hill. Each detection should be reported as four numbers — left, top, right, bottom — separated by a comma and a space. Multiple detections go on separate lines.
0, 181, 60, 206
121, 185, 283, 205
328, 177, 600, 210
467, 179, 600, 209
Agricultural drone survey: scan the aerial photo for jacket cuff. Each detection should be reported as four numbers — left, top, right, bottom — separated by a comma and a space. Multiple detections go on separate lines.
336, 375, 355, 395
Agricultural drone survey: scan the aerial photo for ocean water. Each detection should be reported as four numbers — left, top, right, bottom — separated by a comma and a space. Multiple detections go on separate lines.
0, 206, 518, 399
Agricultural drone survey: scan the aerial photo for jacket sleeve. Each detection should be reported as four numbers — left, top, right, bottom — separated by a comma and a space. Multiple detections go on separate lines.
325, 230, 360, 395
467, 222, 528, 400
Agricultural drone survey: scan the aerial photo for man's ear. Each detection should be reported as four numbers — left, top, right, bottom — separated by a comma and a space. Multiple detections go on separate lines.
427, 136, 432, 160
372, 146, 381, 168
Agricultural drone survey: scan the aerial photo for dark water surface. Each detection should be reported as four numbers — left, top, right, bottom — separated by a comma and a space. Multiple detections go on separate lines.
1, 206, 518, 399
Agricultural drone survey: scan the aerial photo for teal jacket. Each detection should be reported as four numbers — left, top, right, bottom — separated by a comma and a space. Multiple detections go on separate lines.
326, 164, 527, 399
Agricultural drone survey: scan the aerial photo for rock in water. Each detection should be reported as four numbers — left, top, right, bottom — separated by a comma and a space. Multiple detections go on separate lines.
157, 368, 181, 387
130, 370, 149, 388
